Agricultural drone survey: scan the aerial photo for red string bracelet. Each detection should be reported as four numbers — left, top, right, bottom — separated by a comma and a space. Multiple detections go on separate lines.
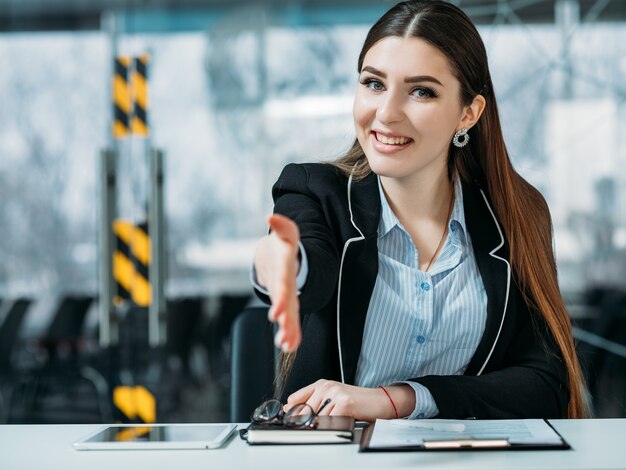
378, 385, 399, 419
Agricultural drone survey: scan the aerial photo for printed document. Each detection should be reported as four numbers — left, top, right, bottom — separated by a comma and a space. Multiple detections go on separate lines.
368, 419, 564, 449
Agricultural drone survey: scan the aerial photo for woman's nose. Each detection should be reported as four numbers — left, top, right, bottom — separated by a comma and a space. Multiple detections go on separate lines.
376, 91, 405, 125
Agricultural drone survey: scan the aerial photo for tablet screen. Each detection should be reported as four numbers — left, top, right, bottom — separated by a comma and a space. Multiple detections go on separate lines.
75, 424, 236, 450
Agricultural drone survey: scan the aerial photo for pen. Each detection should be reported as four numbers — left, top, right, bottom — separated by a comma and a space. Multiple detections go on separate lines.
423, 439, 509, 449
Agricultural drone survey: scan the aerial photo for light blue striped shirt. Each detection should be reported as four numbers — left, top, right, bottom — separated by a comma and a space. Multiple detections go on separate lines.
354, 176, 487, 419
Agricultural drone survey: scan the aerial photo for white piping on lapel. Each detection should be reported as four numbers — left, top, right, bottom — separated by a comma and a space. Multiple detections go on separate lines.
476, 189, 511, 376
337, 172, 365, 384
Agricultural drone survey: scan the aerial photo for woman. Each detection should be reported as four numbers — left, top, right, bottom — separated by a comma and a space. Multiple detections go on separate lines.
252, 0, 586, 421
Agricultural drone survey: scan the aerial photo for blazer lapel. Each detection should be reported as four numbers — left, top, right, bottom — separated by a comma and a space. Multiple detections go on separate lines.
337, 172, 380, 385
462, 181, 512, 376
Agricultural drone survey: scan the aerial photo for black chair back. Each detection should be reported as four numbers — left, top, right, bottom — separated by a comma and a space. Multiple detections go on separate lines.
230, 306, 275, 423
41, 296, 93, 350
0, 298, 31, 372
166, 296, 204, 376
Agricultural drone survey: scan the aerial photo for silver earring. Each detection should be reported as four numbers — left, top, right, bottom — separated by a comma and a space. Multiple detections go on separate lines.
453, 128, 469, 148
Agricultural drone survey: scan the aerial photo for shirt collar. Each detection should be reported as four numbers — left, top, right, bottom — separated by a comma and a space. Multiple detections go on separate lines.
377, 174, 468, 243
450, 175, 468, 241
377, 176, 398, 238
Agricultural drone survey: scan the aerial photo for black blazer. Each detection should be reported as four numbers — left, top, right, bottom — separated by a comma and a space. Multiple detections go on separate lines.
256, 162, 569, 419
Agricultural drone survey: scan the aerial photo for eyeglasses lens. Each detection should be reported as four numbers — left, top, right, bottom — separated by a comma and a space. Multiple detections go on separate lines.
252, 399, 282, 422
283, 403, 314, 427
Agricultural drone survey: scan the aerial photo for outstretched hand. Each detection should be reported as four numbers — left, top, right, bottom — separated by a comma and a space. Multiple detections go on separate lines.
254, 214, 302, 352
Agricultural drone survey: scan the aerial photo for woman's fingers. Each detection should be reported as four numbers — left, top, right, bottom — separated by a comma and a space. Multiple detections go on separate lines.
317, 403, 335, 416
267, 217, 297, 309
253, 213, 302, 351
264, 214, 301, 351
286, 380, 331, 415
279, 294, 301, 351
286, 380, 319, 407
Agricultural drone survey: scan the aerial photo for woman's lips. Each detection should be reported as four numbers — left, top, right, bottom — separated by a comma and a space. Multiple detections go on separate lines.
370, 131, 413, 154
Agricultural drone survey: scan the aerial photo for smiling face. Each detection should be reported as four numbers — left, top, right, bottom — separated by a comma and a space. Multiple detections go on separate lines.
353, 36, 466, 182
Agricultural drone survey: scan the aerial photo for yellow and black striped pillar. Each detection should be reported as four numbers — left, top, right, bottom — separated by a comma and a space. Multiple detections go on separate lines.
132, 54, 150, 136
113, 220, 151, 307
113, 56, 132, 138
111, 221, 157, 423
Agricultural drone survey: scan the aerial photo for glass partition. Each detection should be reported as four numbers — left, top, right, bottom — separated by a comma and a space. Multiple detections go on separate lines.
0, 0, 625, 423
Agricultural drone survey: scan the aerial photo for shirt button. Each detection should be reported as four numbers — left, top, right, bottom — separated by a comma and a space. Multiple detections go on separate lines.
417, 413, 425, 419
450, 225, 456, 232
416, 335, 426, 344
421, 282, 430, 291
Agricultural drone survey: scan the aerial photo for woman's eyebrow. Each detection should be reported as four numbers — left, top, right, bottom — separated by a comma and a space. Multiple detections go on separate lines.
361, 66, 387, 77
405, 75, 444, 87
361, 66, 444, 87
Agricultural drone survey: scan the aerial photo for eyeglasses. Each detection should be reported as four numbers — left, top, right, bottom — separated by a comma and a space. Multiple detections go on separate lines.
252, 397, 332, 428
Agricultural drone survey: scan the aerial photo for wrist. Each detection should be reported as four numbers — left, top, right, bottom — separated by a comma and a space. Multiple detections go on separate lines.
376, 385, 417, 419
378, 385, 399, 419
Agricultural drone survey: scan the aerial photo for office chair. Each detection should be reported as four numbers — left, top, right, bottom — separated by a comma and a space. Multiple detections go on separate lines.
38, 296, 93, 358
204, 294, 252, 384
230, 305, 276, 423
576, 287, 626, 417
0, 298, 32, 423
16, 295, 112, 423
166, 296, 204, 380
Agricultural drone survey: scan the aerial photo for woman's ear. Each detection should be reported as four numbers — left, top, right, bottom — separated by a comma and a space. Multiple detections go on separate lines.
457, 94, 486, 131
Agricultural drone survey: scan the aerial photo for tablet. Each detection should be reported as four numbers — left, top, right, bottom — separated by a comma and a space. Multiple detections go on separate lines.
73, 423, 237, 450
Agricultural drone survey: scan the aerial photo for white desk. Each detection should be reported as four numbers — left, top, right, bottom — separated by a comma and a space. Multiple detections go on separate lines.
1, 420, 625, 470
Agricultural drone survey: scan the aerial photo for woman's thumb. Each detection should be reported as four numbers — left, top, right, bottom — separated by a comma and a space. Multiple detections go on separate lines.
268, 214, 299, 243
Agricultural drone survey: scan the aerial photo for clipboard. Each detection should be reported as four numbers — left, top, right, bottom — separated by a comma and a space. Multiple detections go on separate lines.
359, 419, 571, 452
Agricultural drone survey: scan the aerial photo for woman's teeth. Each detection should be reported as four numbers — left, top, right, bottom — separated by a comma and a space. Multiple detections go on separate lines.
375, 133, 411, 145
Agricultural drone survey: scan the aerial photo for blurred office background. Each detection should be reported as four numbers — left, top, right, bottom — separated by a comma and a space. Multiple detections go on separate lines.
0, 0, 625, 424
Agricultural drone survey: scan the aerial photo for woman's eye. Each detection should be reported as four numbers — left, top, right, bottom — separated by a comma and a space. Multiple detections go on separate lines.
411, 87, 437, 99
361, 78, 384, 91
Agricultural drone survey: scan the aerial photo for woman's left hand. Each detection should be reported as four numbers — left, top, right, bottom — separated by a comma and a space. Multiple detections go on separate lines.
285, 379, 404, 422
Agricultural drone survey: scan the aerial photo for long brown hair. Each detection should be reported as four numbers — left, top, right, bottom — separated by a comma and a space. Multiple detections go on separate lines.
331, 0, 586, 418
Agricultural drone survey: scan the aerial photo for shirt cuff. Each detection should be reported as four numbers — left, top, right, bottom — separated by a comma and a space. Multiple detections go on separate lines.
250, 241, 308, 296
395, 381, 439, 419
295, 241, 308, 290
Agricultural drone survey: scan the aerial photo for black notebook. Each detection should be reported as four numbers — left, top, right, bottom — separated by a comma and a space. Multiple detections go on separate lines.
359, 419, 570, 452
244, 416, 355, 445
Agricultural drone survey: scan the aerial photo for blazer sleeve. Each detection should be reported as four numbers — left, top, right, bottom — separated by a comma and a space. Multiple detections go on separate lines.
410, 294, 569, 419
253, 163, 341, 313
